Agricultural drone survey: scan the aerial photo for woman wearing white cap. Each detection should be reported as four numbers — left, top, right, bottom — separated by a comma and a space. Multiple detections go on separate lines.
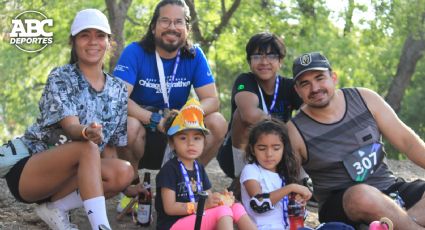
1, 9, 133, 230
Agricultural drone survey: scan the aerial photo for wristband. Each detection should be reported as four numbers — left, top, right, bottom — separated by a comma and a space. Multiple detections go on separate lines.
186, 202, 195, 215
81, 126, 88, 139
148, 112, 162, 132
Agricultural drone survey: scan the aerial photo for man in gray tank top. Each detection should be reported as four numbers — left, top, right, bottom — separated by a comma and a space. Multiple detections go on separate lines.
287, 52, 425, 229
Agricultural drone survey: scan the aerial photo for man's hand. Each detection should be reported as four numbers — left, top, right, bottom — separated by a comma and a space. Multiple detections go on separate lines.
123, 183, 150, 198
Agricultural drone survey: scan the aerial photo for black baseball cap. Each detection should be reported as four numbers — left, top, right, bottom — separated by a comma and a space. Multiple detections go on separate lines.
292, 52, 331, 81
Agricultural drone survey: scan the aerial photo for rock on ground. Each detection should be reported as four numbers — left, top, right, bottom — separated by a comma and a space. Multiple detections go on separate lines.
0, 159, 423, 229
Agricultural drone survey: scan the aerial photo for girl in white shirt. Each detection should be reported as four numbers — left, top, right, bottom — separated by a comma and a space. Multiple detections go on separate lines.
240, 119, 312, 229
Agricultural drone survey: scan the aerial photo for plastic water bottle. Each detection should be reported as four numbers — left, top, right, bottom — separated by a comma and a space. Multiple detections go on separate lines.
288, 193, 304, 230
137, 172, 152, 226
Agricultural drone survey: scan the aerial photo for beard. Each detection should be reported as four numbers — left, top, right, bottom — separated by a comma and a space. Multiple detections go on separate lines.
308, 100, 331, 109
307, 89, 332, 108
155, 31, 185, 53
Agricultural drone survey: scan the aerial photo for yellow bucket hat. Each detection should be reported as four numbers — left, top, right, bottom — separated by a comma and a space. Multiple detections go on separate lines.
167, 98, 210, 136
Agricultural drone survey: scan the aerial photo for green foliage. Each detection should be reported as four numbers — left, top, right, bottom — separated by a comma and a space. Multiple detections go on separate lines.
0, 0, 104, 142
1, 0, 425, 160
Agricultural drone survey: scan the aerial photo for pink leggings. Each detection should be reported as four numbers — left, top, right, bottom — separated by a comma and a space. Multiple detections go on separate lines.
170, 203, 247, 230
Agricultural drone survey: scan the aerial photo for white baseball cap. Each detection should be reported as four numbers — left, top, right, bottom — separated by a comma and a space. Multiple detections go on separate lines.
71, 9, 111, 36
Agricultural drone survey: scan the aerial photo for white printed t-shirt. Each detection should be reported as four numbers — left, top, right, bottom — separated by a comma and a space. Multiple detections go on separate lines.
240, 163, 289, 230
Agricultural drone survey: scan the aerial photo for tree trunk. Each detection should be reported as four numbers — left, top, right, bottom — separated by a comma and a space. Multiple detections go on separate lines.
343, 0, 354, 36
105, 0, 132, 72
385, 34, 425, 113
185, 0, 241, 54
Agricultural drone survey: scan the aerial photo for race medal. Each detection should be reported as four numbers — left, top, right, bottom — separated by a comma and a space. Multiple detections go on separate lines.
343, 142, 384, 182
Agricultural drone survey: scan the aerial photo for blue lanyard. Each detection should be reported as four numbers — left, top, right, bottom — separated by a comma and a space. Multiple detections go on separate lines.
282, 178, 289, 228
155, 50, 181, 108
258, 76, 280, 114
178, 159, 202, 202
168, 50, 181, 96
269, 76, 280, 112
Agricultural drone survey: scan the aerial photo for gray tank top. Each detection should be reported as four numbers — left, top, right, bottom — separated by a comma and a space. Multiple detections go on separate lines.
292, 88, 395, 204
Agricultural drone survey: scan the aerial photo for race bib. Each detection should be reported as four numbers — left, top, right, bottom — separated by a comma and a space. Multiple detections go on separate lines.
343, 142, 384, 182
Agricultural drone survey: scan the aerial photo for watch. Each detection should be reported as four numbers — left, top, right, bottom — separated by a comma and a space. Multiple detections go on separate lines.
149, 112, 162, 131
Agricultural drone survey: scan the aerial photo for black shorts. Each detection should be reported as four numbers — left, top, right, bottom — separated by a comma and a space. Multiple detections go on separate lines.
5, 156, 51, 204
138, 128, 168, 170
5, 156, 30, 203
216, 132, 234, 178
319, 179, 425, 226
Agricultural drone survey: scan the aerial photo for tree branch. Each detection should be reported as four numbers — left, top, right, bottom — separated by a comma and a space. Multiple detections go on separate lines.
185, 0, 205, 47
126, 15, 141, 26
210, 0, 241, 47
185, 0, 241, 53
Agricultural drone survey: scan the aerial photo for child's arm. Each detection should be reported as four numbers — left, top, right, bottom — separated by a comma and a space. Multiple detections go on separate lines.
161, 188, 222, 216
244, 180, 311, 205
161, 187, 195, 216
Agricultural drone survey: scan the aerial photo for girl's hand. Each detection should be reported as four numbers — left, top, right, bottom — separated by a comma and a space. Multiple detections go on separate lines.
205, 192, 221, 209
288, 183, 312, 205
218, 189, 235, 206
86, 122, 103, 144
223, 189, 235, 201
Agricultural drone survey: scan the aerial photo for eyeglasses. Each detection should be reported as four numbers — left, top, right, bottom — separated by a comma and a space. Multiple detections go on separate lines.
250, 53, 280, 63
157, 17, 187, 29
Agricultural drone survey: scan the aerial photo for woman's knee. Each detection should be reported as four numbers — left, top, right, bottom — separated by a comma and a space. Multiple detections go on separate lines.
80, 141, 101, 158
118, 160, 134, 186
106, 160, 134, 190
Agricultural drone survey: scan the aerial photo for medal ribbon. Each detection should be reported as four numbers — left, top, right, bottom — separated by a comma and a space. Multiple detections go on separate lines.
178, 159, 203, 202
257, 76, 280, 114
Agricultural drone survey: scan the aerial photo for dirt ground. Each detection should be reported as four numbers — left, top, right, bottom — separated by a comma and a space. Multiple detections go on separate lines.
0, 158, 424, 230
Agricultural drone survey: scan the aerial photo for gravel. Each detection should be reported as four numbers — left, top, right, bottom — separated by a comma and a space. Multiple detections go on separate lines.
0, 158, 423, 229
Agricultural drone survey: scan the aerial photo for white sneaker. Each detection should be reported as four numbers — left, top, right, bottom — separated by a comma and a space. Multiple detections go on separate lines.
35, 203, 79, 230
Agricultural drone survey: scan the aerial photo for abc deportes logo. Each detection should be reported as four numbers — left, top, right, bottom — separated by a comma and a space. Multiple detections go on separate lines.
9, 10, 54, 53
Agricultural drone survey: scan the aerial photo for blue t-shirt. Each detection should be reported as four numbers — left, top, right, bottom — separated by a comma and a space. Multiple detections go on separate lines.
155, 157, 211, 230
113, 42, 214, 110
